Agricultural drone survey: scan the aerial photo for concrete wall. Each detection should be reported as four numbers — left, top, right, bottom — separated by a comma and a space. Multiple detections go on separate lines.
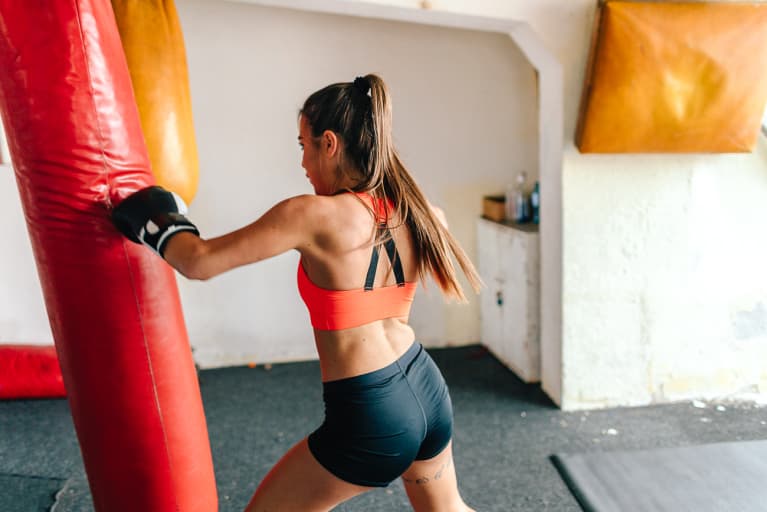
564, 147, 767, 408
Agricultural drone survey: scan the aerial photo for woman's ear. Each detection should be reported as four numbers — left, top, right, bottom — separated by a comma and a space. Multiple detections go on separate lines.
322, 130, 340, 158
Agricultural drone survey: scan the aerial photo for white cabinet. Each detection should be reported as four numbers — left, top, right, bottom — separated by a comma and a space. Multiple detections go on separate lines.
476, 217, 540, 382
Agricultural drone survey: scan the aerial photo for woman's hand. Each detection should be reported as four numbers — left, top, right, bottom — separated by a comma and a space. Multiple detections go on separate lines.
111, 185, 200, 257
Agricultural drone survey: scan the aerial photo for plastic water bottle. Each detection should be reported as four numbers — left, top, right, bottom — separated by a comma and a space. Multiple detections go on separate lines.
504, 183, 515, 221
512, 172, 529, 223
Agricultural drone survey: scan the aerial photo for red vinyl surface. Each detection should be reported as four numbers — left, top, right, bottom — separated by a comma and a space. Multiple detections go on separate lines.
0, 1, 217, 510
0, 345, 66, 399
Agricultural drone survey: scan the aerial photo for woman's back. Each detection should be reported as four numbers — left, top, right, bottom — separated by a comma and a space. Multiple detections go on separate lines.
297, 191, 419, 382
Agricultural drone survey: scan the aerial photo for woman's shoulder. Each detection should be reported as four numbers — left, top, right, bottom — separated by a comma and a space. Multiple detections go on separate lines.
279, 192, 366, 217
280, 193, 374, 262
279, 193, 375, 236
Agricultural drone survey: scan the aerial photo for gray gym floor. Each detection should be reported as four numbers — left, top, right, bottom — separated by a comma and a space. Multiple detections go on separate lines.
1, 344, 765, 511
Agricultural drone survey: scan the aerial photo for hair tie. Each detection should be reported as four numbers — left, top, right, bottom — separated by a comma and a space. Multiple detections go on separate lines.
353, 76, 371, 97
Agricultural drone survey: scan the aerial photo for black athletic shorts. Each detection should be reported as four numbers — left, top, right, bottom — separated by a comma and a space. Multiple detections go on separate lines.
308, 342, 454, 487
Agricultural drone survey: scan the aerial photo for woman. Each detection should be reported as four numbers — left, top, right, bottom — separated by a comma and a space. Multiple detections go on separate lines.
113, 74, 481, 511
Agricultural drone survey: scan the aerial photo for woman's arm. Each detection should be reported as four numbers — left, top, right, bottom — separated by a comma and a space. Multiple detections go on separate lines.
164, 195, 316, 280
112, 186, 320, 281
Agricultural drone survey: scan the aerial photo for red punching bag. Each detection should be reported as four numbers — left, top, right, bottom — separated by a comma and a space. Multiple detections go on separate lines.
0, 345, 66, 399
0, 1, 218, 511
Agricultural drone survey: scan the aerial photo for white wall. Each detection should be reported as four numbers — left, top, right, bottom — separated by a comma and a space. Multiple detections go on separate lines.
0, 0, 538, 367
177, 0, 537, 366
564, 147, 767, 408
0, 164, 52, 345
0, 114, 50, 343
0, 123, 8, 164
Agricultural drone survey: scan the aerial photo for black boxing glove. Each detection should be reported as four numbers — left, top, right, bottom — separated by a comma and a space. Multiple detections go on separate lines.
112, 185, 200, 257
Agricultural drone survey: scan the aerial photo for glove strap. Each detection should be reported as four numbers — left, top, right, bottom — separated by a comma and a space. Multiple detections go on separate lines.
139, 213, 200, 257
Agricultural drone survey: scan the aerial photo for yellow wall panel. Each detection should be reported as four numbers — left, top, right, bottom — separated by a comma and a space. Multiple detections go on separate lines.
112, 0, 200, 203
577, 1, 767, 153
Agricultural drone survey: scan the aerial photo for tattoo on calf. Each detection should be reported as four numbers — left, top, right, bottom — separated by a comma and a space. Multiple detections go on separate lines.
402, 456, 453, 485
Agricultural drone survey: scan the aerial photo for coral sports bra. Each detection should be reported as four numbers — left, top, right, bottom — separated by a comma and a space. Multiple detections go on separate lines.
297, 193, 418, 331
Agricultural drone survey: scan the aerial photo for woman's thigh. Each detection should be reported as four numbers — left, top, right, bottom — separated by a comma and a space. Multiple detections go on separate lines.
244, 438, 371, 512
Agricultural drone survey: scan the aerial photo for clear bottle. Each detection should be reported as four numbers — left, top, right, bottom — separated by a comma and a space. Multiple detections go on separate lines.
530, 181, 540, 224
504, 182, 515, 221
512, 171, 529, 223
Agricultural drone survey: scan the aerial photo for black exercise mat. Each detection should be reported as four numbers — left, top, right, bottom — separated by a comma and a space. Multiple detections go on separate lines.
551, 440, 767, 512
0, 473, 65, 512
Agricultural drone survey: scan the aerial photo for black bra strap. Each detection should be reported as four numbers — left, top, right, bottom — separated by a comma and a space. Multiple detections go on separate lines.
363, 243, 381, 291
383, 236, 406, 287
363, 224, 405, 290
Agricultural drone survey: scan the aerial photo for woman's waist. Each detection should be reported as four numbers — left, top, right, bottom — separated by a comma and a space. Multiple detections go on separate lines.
319, 341, 424, 394
314, 319, 416, 382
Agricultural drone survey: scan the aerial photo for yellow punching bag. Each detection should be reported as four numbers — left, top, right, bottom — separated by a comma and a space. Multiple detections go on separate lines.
111, 0, 199, 204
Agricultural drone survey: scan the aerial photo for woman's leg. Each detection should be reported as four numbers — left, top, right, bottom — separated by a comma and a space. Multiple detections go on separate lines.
244, 438, 372, 512
401, 441, 475, 512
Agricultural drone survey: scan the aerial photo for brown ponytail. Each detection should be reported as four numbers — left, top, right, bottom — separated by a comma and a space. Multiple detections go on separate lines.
301, 74, 482, 301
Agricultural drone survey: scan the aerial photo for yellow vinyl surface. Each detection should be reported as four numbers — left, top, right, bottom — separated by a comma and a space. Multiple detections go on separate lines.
112, 0, 200, 202
577, 1, 767, 153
